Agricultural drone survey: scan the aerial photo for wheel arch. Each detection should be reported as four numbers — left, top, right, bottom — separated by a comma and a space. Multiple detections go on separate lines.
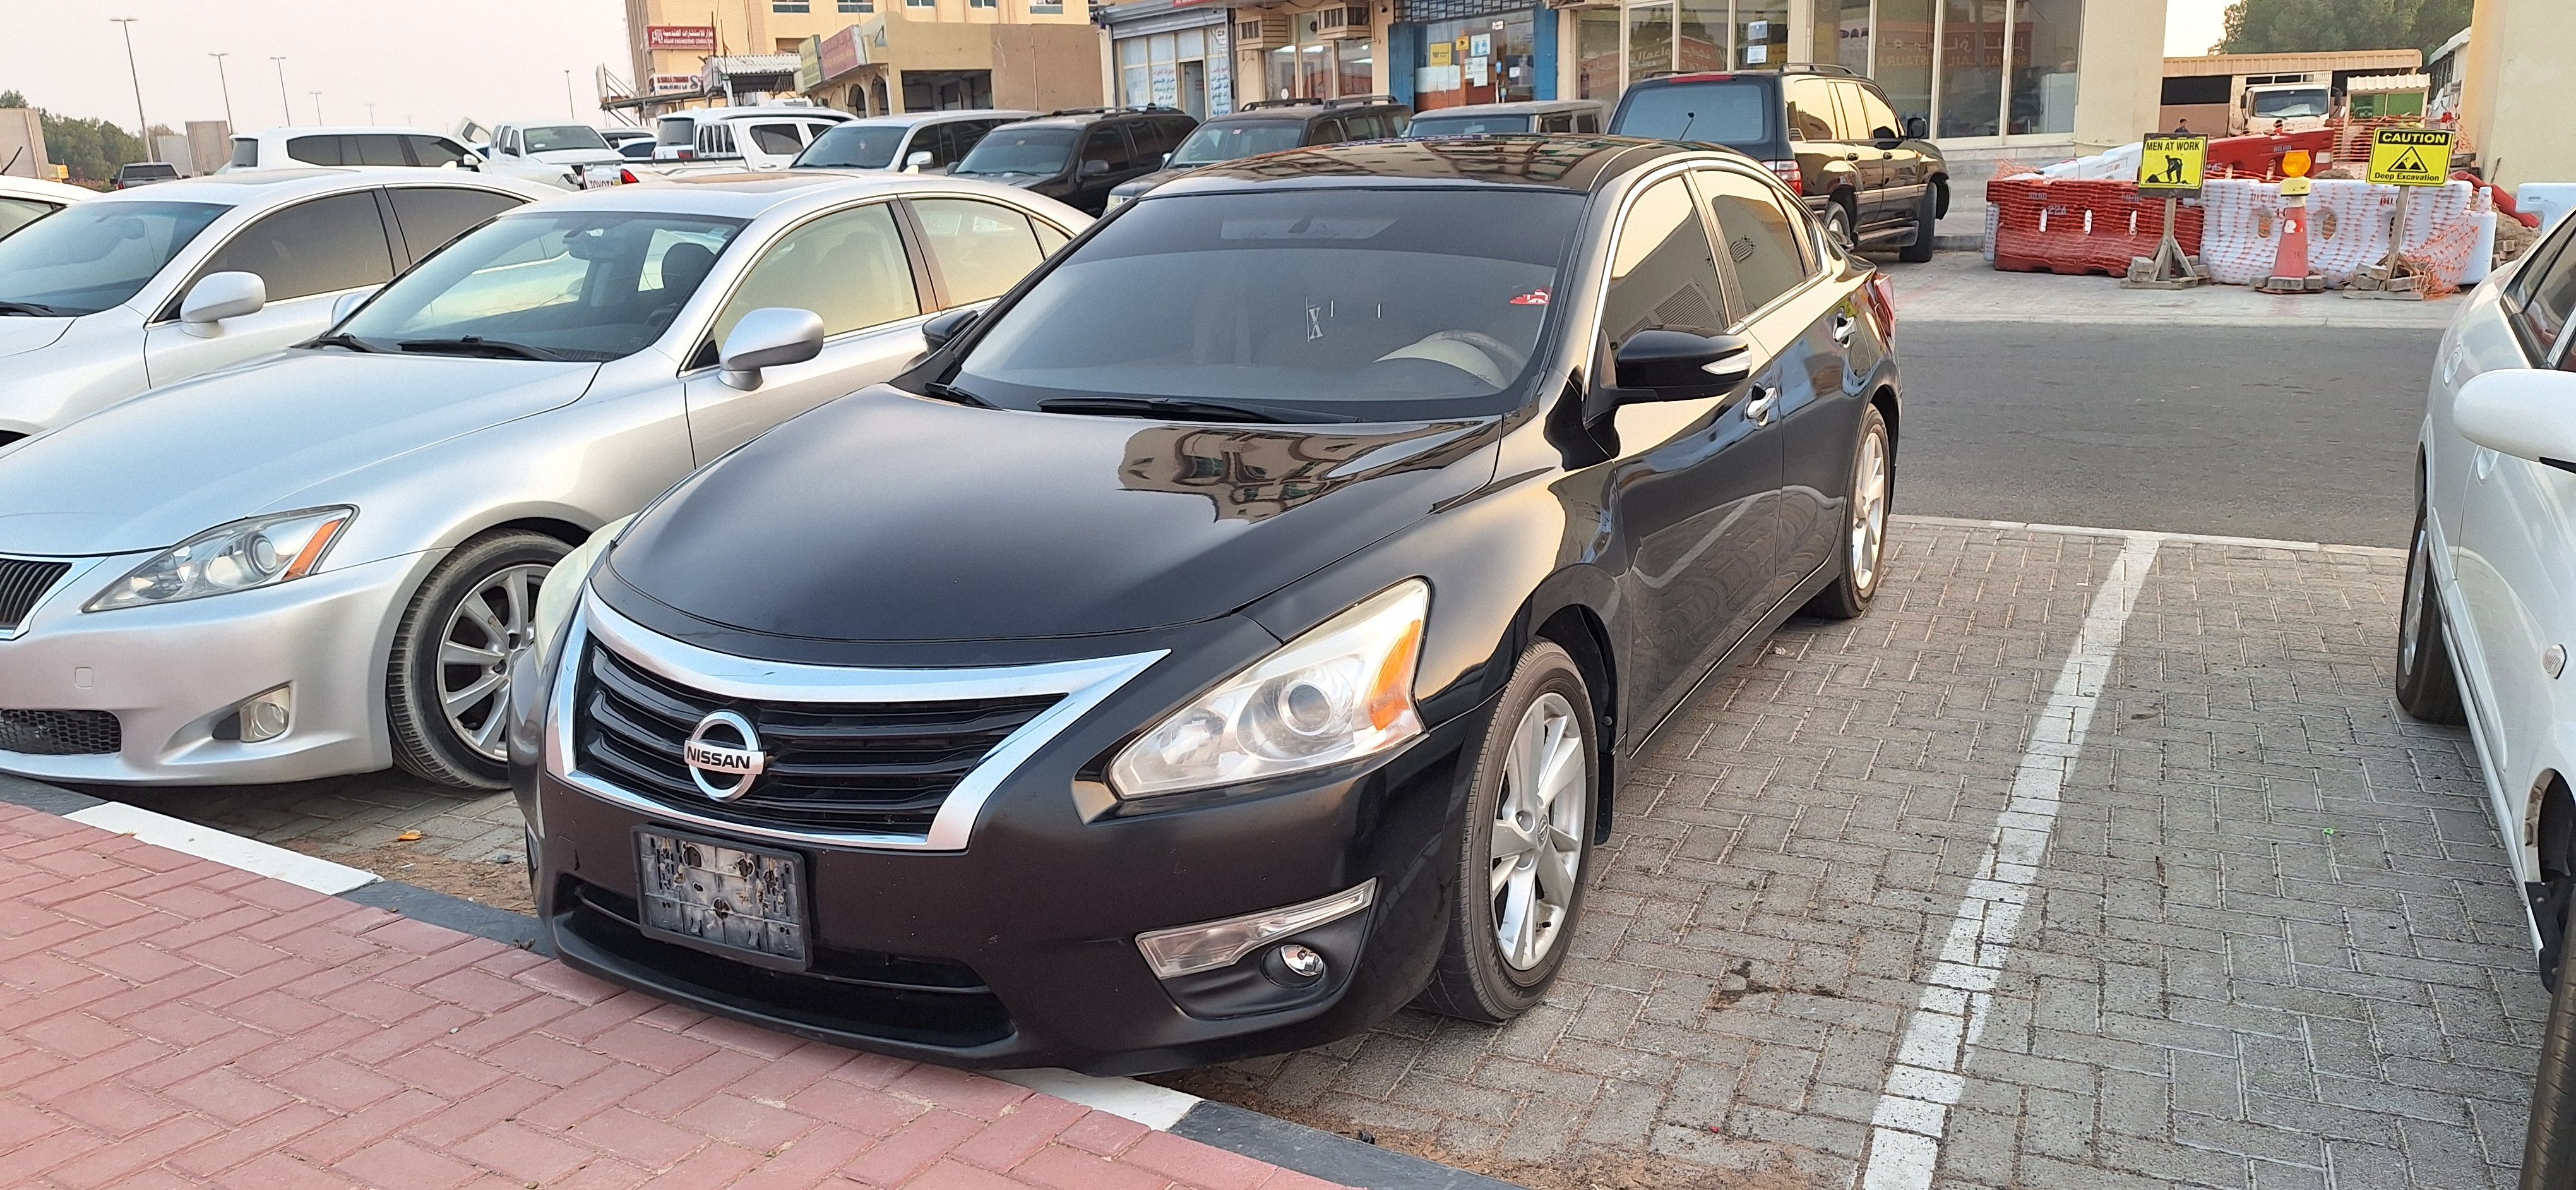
1531, 601, 1619, 843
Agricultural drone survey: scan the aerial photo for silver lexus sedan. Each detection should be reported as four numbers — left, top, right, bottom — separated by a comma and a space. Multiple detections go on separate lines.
0, 169, 560, 443
0, 174, 1085, 788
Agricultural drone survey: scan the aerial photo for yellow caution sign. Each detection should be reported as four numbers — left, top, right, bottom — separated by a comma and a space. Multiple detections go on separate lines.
2137, 135, 2208, 195
2370, 128, 2453, 186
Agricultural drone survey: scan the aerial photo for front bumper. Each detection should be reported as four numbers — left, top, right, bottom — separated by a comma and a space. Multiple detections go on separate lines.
0, 550, 434, 784
519, 594, 1487, 1075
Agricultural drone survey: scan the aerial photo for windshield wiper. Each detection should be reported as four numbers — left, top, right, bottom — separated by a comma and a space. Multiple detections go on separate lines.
922, 381, 994, 408
396, 335, 561, 361
1037, 396, 1353, 424
0, 301, 63, 316
307, 332, 379, 353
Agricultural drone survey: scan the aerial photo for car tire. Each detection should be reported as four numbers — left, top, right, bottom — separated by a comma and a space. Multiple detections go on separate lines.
386, 531, 567, 790
2527, 895, 2576, 1190
1417, 640, 1597, 1023
1899, 183, 1940, 263
1803, 404, 1893, 620
2395, 490, 2467, 724
1824, 198, 1859, 255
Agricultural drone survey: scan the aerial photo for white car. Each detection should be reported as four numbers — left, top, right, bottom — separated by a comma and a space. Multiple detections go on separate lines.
645, 105, 851, 170
472, 123, 631, 191
224, 126, 484, 173
0, 175, 94, 239
0, 168, 556, 442
2399, 212, 2576, 968
0, 174, 1086, 789
601, 128, 657, 159
788, 111, 1037, 174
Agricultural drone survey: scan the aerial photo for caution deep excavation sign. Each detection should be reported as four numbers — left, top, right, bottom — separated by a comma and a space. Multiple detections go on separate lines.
2370, 128, 2453, 186
2137, 135, 2207, 194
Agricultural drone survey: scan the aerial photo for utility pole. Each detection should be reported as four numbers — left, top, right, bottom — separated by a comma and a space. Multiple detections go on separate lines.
109, 18, 148, 148
271, 57, 290, 126
309, 92, 323, 124
208, 52, 234, 129
566, 70, 578, 119
366, 103, 377, 123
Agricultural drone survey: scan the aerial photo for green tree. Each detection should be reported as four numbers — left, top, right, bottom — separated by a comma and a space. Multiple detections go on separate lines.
2216, 0, 2471, 56
0, 92, 162, 183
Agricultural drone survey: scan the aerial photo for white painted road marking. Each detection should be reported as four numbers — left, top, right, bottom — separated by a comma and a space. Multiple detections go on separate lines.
63, 801, 378, 895
1896, 514, 2401, 558
992, 1067, 1203, 1130
1857, 536, 2162, 1190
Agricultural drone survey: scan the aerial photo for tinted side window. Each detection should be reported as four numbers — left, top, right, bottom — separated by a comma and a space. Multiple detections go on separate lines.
1128, 121, 1171, 160
1602, 176, 1724, 349
1313, 118, 1348, 145
1575, 111, 1599, 133
286, 135, 343, 166
1700, 170, 1813, 314
952, 120, 1002, 159
914, 198, 1045, 307
715, 202, 919, 342
748, 124, 806, 155
352, 135, 410, 167
1082, 127, 1134, 173
388, 187, 526, 261
404, 136, 472, 167
198, 191, 396, 303
1856, 85, 1902, 140
2512, 229, 2576, 363
1784, 78, 1840, 142
0, 197, 55, 240
230, 138, 258, 167
1033, 219, 1070, 255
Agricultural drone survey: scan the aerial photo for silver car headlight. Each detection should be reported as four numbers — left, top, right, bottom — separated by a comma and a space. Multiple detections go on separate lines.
85, 507, 355, 612
531, 515, 631, 672
1109, 580, 1429, 799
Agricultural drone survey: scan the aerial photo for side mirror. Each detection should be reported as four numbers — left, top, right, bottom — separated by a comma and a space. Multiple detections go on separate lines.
1160, 152, 1172, 167
1902, 116, 1929, 140
2457, 370, 2576, 471
1081, 158, 1111, 177
904, 150, 933, 172
331, 291, 368, 324
181, 271, 266, 326
922, 306, 980, 352
1588, 330, 1754, 419
719, 307, 826, 390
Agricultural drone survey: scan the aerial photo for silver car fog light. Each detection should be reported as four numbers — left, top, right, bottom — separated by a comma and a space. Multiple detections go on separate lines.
224, 685, 292, 743
1135, 879, 1376, 980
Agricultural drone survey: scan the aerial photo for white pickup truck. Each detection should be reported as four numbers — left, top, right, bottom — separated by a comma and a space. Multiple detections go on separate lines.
456, 121, 630, 189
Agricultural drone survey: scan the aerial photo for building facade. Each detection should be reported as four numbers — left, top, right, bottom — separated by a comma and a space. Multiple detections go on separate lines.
618, 0, 1101, 117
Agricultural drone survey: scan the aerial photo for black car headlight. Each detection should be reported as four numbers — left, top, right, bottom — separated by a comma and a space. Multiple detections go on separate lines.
1109, 580, 1428, 799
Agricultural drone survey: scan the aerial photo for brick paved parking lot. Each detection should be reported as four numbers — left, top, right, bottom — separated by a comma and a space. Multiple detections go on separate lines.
86, 519, 2555, 1190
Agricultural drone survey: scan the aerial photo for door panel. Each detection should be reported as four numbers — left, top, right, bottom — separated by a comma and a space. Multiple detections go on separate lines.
1600, 175, 1786, 728
2457, 451, 2576, 875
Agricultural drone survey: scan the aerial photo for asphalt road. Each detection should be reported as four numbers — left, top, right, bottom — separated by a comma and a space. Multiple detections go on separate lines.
1893, 322, 2445, 547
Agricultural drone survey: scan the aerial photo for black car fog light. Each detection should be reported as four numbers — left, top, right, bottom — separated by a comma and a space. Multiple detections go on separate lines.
1135, 880, 1376, 980
1264, 943, 1327, 987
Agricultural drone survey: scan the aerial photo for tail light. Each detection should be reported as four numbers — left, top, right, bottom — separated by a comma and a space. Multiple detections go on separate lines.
1762, 159, 1803, 196
619, 167, 640, 184
1864, 271, 1897, 340
676, 148, 695, 160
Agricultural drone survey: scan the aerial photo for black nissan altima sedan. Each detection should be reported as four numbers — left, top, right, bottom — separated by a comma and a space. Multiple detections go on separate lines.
506, 135, 1904, 1075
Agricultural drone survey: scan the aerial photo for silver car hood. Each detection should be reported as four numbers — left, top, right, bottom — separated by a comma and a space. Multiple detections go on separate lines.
0, 318, 73, 359
0, 352, 599, 556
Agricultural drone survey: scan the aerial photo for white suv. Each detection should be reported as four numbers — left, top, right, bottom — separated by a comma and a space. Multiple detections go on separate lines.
645, 106, 851, 172
225, 127, 484, 174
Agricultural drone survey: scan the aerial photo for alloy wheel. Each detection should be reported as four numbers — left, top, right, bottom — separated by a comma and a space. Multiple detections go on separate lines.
1851, 425, 1890, 594
1490, 690, 1586, 972
1827, 205, 1857, 253
436, 562, 549, 761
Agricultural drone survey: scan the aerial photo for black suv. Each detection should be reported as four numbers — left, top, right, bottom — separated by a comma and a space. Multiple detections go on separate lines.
1611, 66, 1946, 262
1106, 96, 1413, 209
953, 107, 1201, 216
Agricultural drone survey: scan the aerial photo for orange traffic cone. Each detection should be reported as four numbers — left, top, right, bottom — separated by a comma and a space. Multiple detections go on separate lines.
2259, 150, 2328, 294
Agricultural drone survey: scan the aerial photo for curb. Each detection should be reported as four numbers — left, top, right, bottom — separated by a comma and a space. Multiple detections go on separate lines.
0, 772, 1518, 1190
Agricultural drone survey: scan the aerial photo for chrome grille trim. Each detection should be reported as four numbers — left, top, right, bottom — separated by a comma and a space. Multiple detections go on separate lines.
547, 592, 1165, 851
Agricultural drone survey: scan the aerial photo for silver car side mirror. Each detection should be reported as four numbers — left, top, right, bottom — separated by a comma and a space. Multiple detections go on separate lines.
2457, 369, 2576, 469
720, 307, 826, 390
331, 291, 369, 324
905, 150, 933, 172
181, 270, 266, 327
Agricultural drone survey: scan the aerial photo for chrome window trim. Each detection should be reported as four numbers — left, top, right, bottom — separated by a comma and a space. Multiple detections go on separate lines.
0, 556, 104, 641
546, 591, 1166, 851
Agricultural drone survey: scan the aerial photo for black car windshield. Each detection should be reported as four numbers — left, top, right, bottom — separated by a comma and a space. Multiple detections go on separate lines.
1615, 80, 1774, 145
0, 200, 227, 316
522, 125, 610, 153
955, 188, 1583, 418
957, 127, 1076, 176
334, 210, 745, 360
1408, 114, 1530, 136
1170, 121, 1306, 165
797, 124, 907, 169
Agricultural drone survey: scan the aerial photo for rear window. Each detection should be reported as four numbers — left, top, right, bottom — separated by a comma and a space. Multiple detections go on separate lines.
121, 163, 179, 179
230, 137, 258, 167
1613, 80, 1777, 147
1409, 114, 1530, 136
655, 116, 696, 146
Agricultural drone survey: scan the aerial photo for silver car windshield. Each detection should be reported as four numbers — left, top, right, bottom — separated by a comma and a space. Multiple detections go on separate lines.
0, 200, 227, 317
334, 210, 746, 361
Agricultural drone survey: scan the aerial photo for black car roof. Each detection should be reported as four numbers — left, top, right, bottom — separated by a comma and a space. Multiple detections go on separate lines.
1150, 135, 1710, 196
1007, 107, 1190, 129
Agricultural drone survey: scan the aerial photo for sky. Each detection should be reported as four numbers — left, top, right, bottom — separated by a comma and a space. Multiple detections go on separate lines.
6, 0, 2242, 136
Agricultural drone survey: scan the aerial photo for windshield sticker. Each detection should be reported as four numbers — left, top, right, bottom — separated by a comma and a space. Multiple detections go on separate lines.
1510, 287, 1551, 306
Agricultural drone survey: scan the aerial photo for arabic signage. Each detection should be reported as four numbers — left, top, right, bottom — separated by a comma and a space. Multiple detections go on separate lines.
647, 25, 717, 51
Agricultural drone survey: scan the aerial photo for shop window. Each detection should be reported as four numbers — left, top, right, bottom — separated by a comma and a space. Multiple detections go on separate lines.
1734, 0, 1786, 68
1337, 39, 1373, 99
1936, 0, 2004, 137
2008, 0, 2082, 135
1576, 10, 1620, 104
1412, 13, 1534, 111
1677, 0, 1724, 73
1625, 5, 1673, 85
1807, 0, 1870, 71
1120, 37, 1152, 107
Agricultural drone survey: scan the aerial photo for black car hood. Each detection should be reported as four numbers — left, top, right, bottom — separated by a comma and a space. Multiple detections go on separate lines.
607, 388, 1499, 642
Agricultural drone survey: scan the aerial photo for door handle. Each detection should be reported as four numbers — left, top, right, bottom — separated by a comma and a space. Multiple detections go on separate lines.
1832, 315, 1856, 345
1845, 152, 1861, 161
1744, 385, 1777, 426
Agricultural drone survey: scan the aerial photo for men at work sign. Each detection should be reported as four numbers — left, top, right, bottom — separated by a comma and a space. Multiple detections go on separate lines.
2138, 135, 2207, 195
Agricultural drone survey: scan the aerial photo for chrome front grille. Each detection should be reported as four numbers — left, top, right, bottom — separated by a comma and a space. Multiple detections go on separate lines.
0, 558, 71, 632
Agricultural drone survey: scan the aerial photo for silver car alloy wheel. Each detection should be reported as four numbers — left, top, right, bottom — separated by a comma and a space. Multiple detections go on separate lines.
2401, 517, 2430, 675
437, 562, 549, 761
1491, 690, 1585, 972
1851, 424, 1890, 594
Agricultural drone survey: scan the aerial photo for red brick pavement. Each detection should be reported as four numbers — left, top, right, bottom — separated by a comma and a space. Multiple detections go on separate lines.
0, 803, 1349, 1190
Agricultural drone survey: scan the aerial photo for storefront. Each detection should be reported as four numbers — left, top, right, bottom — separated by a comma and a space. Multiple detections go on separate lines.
1099, 0, 1236, 117
1403, 8, 1542, 109
1227, 4, 1380, 105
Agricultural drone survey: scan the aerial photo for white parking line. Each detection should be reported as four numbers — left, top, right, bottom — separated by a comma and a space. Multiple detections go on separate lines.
1857, 535, 2162, 1190
991, 1067, 1203, 1129
61, 801, 379, 896
1895, 514, 2402, 558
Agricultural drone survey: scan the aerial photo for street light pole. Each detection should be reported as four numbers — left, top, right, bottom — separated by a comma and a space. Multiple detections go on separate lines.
208, 52, 234, 129
566, 69, 578, 119
109, 18, 148, 147
309, 92, 323, 124
271, 57, 290, 126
